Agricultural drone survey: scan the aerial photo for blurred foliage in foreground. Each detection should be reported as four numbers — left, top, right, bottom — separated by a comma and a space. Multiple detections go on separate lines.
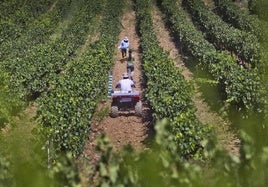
1, 0, 268, 186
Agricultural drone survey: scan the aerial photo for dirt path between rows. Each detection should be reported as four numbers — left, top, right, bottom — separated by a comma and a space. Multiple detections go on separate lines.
83, 0, 152, 161
151, 4, 240, 156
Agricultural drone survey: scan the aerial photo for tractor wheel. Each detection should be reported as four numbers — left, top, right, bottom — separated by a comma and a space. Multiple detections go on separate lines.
110, 106, 119, 118
135, 101, 142, 117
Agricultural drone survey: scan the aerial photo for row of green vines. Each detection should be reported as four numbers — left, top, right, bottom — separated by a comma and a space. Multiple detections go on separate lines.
1, 0, 72, 101
1, 0, 124, 186
0, 0, 54, 46
135, 0, 210, 158
213, 0, 261, 37
159, 0, 264, 115
36, 0, 125, 158
183, 0, 260, 68
0, 0, 60, 126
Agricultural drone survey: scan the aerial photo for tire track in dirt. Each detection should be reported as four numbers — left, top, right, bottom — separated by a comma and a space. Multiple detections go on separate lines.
151, 4, 240, 156
84, 0, 152, 156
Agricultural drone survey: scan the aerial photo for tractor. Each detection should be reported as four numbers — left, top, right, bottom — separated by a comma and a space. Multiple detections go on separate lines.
110, 90, 142, 118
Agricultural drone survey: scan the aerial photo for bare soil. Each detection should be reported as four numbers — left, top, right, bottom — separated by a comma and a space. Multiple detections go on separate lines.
83, 1, 153, 160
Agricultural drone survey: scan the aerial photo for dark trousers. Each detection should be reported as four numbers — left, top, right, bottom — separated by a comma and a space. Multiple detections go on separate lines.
121, 48, 127, 58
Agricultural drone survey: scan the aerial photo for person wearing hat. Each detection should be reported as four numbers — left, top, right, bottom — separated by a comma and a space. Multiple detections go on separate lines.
115, 72, 135, 92
118, 36, 130, 58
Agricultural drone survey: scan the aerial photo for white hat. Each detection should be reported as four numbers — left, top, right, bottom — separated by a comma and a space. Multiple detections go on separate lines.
122, 72, 128, 78
124, 37, 128, 41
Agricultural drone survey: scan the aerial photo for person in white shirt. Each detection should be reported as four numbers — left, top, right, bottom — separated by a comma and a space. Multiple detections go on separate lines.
116, 73, 135, 92
118, 37, 130, 58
